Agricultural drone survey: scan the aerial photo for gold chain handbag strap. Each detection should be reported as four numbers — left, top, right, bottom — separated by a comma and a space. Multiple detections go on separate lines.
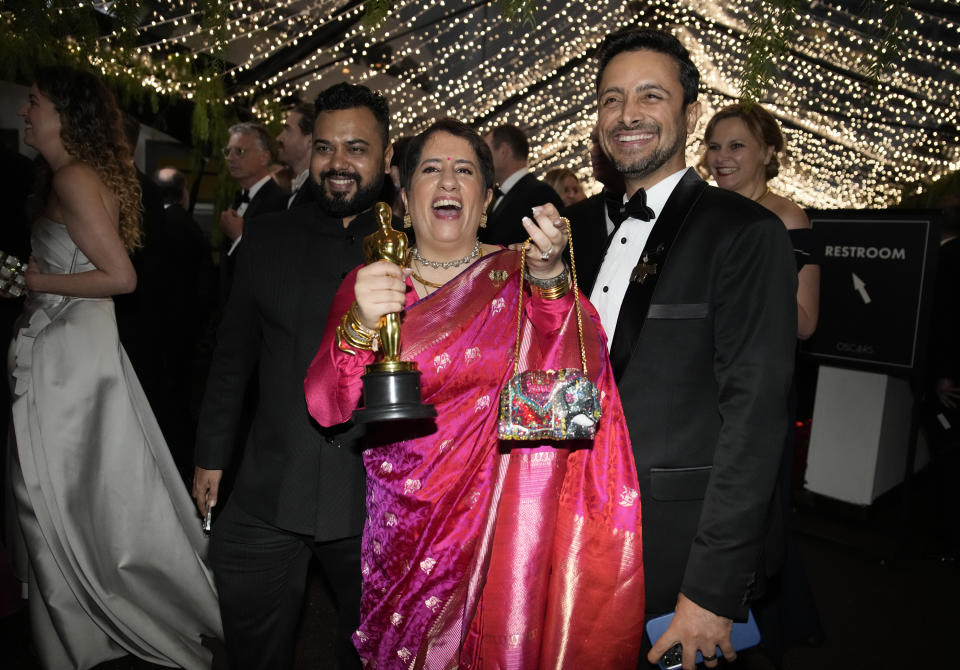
511, 217, 587, 377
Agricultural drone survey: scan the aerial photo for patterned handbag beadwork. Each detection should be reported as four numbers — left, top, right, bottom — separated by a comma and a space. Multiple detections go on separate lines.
497, 220, 602, 441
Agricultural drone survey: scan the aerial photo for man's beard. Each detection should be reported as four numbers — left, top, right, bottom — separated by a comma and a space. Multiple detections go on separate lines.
314, 167, 384, 217
608, 124, 686, 179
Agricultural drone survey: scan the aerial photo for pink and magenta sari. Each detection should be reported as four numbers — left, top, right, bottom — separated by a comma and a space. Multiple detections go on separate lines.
305, 249, 644, 669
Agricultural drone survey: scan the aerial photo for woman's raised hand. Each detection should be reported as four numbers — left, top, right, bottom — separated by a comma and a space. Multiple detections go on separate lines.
353, 260, 410, 330
518, 203, 569, 279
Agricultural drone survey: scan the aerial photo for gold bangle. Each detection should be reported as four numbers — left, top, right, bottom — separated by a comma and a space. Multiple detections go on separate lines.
336, 303, 379, 354
531, 271, 572, 300
336, 316, 370, 354
349, 302, 378, 339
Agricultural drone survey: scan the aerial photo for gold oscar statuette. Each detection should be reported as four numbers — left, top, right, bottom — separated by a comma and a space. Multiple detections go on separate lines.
352, 202, 437, 423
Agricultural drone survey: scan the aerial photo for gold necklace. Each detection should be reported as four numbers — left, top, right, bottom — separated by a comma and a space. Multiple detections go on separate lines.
408, 246, 485, 292
410, 269, 445, 289
755, 186, 772, 203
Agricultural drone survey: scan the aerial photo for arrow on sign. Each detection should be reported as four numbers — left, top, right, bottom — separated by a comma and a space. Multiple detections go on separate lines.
852, 273, 871, 304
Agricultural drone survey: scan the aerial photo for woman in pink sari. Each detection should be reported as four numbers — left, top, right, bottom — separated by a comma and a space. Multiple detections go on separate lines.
305, 119, 644, 668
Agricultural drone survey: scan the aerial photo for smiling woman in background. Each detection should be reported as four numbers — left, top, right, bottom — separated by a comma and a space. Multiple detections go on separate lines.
544, 166, 587, 208
701, 103, 819, 339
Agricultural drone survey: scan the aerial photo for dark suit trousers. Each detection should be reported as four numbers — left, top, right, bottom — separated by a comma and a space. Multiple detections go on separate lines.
209, 500, 362, 670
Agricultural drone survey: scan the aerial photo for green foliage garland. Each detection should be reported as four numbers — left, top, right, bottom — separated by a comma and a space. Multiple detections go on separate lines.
739, 0, 803, 104
739, 0, 909, 103
862, 0, 906, 82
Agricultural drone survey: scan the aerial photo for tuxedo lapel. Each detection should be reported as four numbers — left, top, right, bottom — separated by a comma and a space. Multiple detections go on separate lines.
566, 194, 610, 297
609, 171, 707, 381
288, 182, 314, 209
244, 179, 284, 219
496, 173, 538, 213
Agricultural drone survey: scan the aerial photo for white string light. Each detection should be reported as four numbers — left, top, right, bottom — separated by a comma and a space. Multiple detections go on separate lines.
39, 0, 959, 208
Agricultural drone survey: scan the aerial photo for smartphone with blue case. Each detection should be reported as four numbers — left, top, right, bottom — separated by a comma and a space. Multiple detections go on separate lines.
645, 609, 761, 669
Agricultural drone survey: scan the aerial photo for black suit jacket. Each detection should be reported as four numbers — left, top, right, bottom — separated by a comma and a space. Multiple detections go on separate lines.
196, 204, 379, 539
562, 193, 613, 297
592, 170, 797, 620
481, 172, 563, 246
929, 236, 960, 382
287, 177, 317, 210
220, 179, 290, 304
243, 178, 289, 220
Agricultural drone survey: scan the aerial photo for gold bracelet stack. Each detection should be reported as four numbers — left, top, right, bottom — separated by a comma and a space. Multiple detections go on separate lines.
524, 267, 572, 300
336, 302, 380, 354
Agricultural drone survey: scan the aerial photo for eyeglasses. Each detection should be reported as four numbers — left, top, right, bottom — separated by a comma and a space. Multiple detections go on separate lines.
222, 147, 247, 158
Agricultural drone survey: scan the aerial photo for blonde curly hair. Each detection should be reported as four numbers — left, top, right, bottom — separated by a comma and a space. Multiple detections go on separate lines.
33, 66, 142, 252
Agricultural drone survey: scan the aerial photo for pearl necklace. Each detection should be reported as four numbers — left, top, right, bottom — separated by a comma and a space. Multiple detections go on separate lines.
410, 240, 480, 270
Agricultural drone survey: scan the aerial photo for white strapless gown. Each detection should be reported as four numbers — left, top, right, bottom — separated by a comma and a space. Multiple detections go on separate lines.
6, 217, 222, 669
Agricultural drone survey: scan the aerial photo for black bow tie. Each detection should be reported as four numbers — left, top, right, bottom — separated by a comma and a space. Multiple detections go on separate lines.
233, 189, 250, 209
493, 185, 505, 199
603, 188, 627, 225
621, 188, 655, 221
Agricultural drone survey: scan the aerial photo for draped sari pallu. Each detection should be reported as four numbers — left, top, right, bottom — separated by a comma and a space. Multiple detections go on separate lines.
306, 249, 644, 669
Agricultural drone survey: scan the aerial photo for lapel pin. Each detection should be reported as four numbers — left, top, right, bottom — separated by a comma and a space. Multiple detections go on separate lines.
630, 254, 658, 284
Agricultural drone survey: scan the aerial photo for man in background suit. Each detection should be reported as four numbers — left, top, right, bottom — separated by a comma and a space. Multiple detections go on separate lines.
480, 123, 562, 245
192, 83, 395, 670
218, 122, 288, 301
587, 30, 797, 669
121, 167, 216, 475
277, 102, 316, 209
562, 125, 626, 295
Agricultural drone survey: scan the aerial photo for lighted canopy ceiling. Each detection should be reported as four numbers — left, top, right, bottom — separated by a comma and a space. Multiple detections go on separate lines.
81, 0, 960, 208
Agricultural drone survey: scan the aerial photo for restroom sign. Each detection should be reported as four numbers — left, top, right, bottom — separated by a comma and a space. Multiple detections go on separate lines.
802, 209, 940, 374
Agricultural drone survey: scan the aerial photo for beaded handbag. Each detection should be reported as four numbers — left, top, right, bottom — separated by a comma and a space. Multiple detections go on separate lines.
497, 221, 602, 441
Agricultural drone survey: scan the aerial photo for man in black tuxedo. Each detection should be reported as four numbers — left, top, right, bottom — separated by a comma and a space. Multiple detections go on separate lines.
480, 123, 562, 245
277, 101, 317, 210
220, 122, 289, 246
587, 30, 797, 669
192, 83, 395, 670
562, 125, 626, 296
218, 122, 288, 300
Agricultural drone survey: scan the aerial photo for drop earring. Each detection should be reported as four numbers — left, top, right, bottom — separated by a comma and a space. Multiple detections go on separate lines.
479, 213, 487, 228
403, 213, 412, 229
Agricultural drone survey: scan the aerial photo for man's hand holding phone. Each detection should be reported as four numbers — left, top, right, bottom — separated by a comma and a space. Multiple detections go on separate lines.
647, 594, 735, 669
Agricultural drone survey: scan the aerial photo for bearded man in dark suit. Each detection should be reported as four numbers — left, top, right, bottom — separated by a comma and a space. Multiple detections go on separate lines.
192, 83, 395, 670
480, 123, 562, 245
586, 30, 797, 670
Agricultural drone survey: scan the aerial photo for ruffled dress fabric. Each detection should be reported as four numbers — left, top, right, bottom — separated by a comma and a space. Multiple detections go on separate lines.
6, 217, 222, 669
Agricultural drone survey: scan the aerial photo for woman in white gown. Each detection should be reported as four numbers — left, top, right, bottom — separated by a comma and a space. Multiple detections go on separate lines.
5, 66, 222, 669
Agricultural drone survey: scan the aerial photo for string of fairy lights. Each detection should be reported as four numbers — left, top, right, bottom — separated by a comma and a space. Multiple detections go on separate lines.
43, 0, 960, 208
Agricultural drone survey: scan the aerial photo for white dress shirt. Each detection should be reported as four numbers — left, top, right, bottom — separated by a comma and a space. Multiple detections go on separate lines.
589, 168, 690, 348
